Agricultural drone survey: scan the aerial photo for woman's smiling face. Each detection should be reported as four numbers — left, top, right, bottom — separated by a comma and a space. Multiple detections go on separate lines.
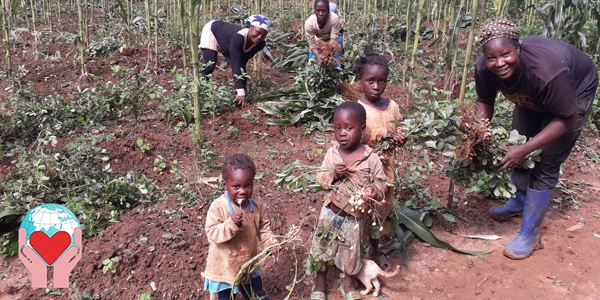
248, 25, 268, 45
483, 38, 523, 83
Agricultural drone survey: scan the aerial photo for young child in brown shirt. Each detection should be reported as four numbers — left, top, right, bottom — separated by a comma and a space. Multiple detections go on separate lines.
203, 154, 281, 300
310, 101, 387, 300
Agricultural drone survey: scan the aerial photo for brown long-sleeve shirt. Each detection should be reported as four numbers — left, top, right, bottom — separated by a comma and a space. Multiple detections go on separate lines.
316, 143, 387, 218
203, 194, 276, 285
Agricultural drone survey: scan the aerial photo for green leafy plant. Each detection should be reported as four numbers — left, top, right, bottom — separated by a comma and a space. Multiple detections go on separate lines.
274, 160, 326, 193
240, 110, 261, 125
537, 0, 592, 50
271, 40, 310, 71
402, 97, 462, 152
102, 256, 119, 274
138, 292, 152, 300
444, 106, 541, 199
87, 38, 123, 57
106, 66, 164, 120
226, 125, 239, 139
137, 138, 150, 153
153, 155, 167, 173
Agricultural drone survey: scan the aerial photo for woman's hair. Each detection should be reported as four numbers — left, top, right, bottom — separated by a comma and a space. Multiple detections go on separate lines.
334, 101, 367, 127
314, 0, 330, 9
352, 46, 389, 79
221, 153, 256, 180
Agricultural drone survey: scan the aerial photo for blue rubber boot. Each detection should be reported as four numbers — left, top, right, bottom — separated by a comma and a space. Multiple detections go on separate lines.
489, 191, 525, 222
504, 188, 553, 260
490, 170, 530, 222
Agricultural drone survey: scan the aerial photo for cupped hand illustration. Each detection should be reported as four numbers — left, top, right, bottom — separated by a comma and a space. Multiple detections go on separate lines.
53, 227, 82, 288
18, 228, 48, 288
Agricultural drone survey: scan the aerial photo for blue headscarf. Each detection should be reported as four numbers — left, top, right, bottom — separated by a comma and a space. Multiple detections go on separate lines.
245, 15, 272, 32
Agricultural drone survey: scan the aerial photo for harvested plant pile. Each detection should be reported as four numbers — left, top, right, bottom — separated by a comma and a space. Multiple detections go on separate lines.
445, 103, 541, 199
456, 104, 493, 161
315, 39, 341, 66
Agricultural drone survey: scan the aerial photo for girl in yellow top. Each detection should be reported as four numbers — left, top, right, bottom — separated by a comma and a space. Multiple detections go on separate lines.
354, 46, 408, 272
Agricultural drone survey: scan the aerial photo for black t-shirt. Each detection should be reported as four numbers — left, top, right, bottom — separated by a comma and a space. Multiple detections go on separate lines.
211, 21, 266, 90
475, 36, 598, 118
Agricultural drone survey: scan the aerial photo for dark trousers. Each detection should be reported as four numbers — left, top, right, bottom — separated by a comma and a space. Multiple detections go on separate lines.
200, 49, 218, 76
216, 276, 269, 300
511, 92, 596, 191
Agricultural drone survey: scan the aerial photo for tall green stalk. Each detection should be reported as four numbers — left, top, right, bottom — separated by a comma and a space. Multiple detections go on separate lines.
253, 0, 263, 80
407, 0, 426, 100
179, 0, 187, 70
1, 0, 12, 77
154, 0, 159, 69
29, 0, 36, 32
144, 0, 152, 70
76, 0, 88, 81
189, 0, 202, 153
458, 0, 479, 105
402, 0, 414, 102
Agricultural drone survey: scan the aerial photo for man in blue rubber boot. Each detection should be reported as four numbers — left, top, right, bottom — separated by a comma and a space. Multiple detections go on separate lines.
473, 20, 598, 259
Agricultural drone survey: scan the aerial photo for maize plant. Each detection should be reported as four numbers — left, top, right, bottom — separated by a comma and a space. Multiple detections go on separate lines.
537, 0, 591, 50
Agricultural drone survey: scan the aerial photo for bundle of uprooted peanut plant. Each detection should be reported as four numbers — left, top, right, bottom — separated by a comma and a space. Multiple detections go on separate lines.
314, 40, 342, 66
343, 180, 387, 231
444, 104, 541, 199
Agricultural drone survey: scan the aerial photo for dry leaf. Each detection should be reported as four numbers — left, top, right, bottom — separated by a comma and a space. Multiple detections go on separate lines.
566, 223, 584, 232
462, 234, 501, 240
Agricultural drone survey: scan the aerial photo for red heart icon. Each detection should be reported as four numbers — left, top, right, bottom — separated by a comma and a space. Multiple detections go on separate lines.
30, 231, 71, 265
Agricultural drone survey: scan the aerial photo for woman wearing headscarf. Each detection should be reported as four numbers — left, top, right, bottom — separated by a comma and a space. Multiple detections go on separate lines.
305, 0, 342, 68
474, 19, 598, 259
199, 15, 271, 106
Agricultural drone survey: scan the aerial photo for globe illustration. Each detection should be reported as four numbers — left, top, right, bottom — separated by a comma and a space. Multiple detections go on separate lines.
20, 203, 80, 265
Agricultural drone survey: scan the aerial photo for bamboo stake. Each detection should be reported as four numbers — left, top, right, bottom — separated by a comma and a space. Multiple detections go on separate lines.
189, 0, 202, 154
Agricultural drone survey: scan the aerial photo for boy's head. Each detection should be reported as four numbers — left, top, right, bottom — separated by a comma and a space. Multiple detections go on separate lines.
221, 154, 256, 204
333, 101, 366, 150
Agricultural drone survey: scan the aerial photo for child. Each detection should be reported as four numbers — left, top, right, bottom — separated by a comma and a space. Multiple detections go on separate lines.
203, 154, 281, 300
310, 101, 387, 300
354, 46, 408, 272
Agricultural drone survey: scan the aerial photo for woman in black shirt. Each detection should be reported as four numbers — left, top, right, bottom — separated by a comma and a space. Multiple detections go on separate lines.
199, 15, 271, 106
474, 19, 598, 260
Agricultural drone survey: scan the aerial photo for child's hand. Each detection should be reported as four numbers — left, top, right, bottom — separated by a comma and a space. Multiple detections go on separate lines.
333, 163, 348, 182
231, 211, 243, 227
271, 244, 282, 254
362, 186, 378, 200
388, 131, 408, 147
